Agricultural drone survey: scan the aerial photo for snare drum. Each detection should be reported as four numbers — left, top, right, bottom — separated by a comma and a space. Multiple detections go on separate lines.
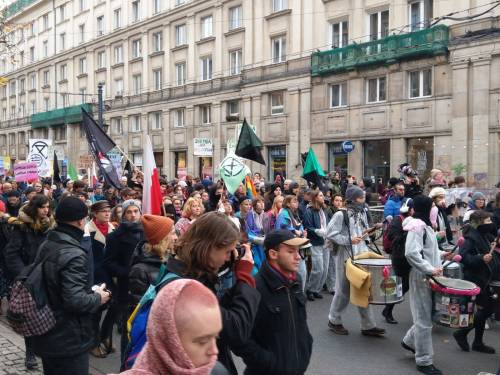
353, 258, 404, 305
443, 262, 463, 279
430, 277, 480, 328
489, 281, 500, 317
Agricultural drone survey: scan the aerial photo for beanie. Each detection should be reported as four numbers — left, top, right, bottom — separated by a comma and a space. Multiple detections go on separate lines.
412, 195, 433, 226
55, 196, 89, 222
471, 191, 486, 202
122, 199, 142, 217
345, 185, 365, 203
141, 214, 174, 245
428, 187, 446, 199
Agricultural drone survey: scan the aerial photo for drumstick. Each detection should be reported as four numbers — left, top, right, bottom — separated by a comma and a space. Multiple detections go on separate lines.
443, 254, 462, 269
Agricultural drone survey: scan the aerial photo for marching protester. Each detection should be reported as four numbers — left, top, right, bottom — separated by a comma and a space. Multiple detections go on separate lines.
325, 194, 344, 295
4, 194, 55, 369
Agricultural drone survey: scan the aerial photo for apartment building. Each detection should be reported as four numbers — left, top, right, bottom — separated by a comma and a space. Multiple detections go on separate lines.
0, 0, 499, 185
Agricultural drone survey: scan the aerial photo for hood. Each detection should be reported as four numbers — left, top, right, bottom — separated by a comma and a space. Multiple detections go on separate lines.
402, 216, 427, 235
84, 220, 115, 245
10, 205, 56, 233
131, 241, 164, 266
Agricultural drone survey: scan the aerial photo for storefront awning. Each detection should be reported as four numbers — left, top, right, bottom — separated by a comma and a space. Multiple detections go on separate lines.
30, 104, 92, 129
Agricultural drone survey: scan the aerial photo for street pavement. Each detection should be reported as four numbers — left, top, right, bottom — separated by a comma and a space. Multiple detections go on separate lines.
1, 293, 499, 374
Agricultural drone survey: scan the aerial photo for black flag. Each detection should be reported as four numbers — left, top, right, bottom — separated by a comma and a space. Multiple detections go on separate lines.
124, 159, 134, 188
301, 148, 326, 190
81, 109, 121, 189
53, 151, 61, 183
235, 118, 266, 165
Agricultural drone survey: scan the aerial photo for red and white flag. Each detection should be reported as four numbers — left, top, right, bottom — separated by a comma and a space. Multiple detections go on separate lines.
142, 135, 162, 215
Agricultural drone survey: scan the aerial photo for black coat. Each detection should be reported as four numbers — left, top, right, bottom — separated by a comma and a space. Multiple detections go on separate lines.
128, 242, 164, 304
84, 220, 115, 290
165, 257, 261, 375
436, 206, 453, 245
304, 206, 331, 246
103, 221, 145, 304
234, 261, 313, 375
31, 224, 102, 358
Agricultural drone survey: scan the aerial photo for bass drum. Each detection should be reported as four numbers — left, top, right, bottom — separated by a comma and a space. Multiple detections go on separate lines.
443, 262, 463, 279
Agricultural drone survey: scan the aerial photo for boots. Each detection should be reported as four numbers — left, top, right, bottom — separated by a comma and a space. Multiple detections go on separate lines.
453, 328, 472, 351
382, 304, 397, 324
25, 349, 38, 370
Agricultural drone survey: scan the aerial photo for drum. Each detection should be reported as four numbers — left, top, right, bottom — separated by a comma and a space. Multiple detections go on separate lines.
430, 277, 481, 328
489, 281, 500, 317
442, 262, 463, 279
353, 258, 404, 305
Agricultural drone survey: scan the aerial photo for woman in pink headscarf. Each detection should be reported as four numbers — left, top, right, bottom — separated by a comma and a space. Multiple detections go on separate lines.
115, 279, 227, 375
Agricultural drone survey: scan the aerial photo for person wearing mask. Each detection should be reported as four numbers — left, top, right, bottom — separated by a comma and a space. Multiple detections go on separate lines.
401, 195, 453, 375
326, 185, 385, 337
263, 196, 284, 234
453, 210, 500, 354
164, 212, 261, 374
246, 197, 267, 273
30, 197, 109, 374
234, 230, 313, 375
304, 190, 331, 301
428, 187, 454, 246
175, 197, 204, 236
325, 194, 344, 295
384, 182, 406, 219
104, 199, 144, 360
463, 191, 487, 223
117, 279, 228, 375
4, 190, 22, 217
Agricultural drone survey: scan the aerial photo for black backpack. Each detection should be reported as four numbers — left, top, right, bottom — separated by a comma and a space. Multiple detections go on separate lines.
390, 222, 426, 279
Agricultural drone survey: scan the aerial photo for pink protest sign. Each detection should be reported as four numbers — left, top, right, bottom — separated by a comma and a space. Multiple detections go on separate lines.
14, 162, 39, 182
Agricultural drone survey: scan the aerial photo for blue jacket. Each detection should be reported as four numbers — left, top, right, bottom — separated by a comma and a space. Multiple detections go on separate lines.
304, 206, 331, 246
384, 195, 404, 218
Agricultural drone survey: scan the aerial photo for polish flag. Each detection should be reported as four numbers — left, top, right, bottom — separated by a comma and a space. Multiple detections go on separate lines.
143, 135, 162, 215
91, 162, 98, 188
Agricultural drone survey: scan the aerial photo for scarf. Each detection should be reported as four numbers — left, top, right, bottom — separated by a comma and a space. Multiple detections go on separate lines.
93, 218, 110, 237
252, 210, 264, 232
269, 261, 297, 283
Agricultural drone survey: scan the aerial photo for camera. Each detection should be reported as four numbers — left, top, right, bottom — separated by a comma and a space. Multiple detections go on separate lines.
234, 243, 246, 261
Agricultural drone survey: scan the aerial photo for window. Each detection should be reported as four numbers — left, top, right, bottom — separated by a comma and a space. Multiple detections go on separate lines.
42, 40, 48, 58
330, 83, 347, 107
114, 78, 124, 95
60, 64, 67, 80
19, 104, 25, 116
114, 8, 121, 29
201, 16, 213, 39
151, 112, 162, 130
175, 24, 186, 46
29, 22, 35, 37
10, 106, 15, 118
59, 4, 66, 22
271, 36, 286, 63
367, 77, 386, 103
131, 115, 141, 132
175, 0, 185, 6
200, 105, 211, 124
61, 93, 69, 107
132, 74, 142, 95
97, 16, 104, 36
272, 0, 287, 12
44, 97, 50, 111
79, 24, 85, 44
229, 49, 242, 75
55, 126, 66, 141
132, 39, 142, 58
9, 81, 16, 95
30, 74, 36, 89
227, 100, 239, 117
131, 153, 143, 167
114, 45, 123, 63
79, 87, 87, 103
1, 109, 6, 121
112, 117, 123, 134
43, 70, 50, 85
59, 32, 66, 51
410, 0, 433, 31
229, 6, 242, 30
153, 0, 161, 14
175, 62, 186, 86
369, 10, 389, 41
153, 32, 163, 52
132, 1, 140, 22
409, 69, 432, 98
42, 14, 49, 31
153, 69, 162, 90
79, 0, 87, 11
270, 92, 284, 115
200, 56, 212, 81
19, 78, 25, 92
330, 20, 348, 48
94, 51, 104, 69
100, 81, 106, 99
79, 57, 87, 74
30, 100, 36, 114
174, 108, 185, 127
19, 51, 24, 66
29, 46, 35, 62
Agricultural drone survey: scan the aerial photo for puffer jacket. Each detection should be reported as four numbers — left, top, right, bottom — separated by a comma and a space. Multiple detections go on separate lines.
31, 223, 102, 358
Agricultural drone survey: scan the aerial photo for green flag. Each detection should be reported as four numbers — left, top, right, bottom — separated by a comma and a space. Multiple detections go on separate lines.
68, 162, 78, 181
301, 147, 326, 189
235, 118, 266, 165
219, 154, 250, 195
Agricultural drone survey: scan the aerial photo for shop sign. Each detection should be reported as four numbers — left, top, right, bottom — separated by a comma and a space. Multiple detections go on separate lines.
341, 140, 355, 153
194, 138, 213, 156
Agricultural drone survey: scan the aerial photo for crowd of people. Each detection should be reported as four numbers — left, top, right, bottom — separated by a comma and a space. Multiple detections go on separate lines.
0, 164, 499, 375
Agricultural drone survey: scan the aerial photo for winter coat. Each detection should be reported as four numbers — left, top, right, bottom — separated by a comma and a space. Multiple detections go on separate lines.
304, 206, 331, 246
275, 209, 304, 234
435, 206, 453, 244
128, 242, 165, 304
84, 220, 115, 289
31, 223, 102, 358
165, 257, 261, 375
233, 261, 313, 375
383, 195, 404, 219
4, 207, 55, 278
103, 221, 145, 304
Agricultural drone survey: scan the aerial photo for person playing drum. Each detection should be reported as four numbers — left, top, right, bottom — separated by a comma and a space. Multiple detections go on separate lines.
401, 195, 453, 375
453, 210, 500, 354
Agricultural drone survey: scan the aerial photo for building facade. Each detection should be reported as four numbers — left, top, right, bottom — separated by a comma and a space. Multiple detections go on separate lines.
0, 0, 499, 186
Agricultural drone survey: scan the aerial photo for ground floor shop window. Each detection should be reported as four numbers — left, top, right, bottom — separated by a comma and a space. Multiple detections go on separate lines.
199, 156, 213, 179
268, 146, 286, 180
328, 142, 348, 178
363, 139, 390, 183
174, 151, 187, 180
406, 137, 434, 182
154, 152, 163, 176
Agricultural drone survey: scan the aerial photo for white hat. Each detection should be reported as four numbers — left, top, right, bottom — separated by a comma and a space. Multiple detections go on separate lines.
429, 187, 446, 199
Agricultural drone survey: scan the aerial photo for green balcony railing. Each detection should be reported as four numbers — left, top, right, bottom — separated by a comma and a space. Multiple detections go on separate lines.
311, 25, 449, 76
31, 104, 92, 129
2, 0, 38, 19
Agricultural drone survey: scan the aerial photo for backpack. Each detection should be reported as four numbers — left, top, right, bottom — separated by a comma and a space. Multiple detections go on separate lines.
122, 265, 180, 370
7, 245, 56, 337
382, 215, 404, 254
390, 223, 426, 279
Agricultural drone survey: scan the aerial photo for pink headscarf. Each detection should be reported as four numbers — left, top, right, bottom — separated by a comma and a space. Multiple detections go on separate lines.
114, 279, 218, 375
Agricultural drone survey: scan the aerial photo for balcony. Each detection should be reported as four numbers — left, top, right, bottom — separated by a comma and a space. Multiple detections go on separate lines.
2, 0, 38, 19
30, 103, 92, 129
311, 25, 449, 76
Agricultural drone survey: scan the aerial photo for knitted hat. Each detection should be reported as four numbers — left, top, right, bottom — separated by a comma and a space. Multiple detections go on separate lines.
471, 191, 486, 202
428, 187, 446, 199
90, 200, 111, 213
345, 184, 365, 202
141, 214, 174, 245
122, 199, 142, 217
55, 196, 89, 222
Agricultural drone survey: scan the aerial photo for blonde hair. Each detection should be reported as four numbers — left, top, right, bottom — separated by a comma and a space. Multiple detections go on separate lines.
144, 233, 175, 260
182, 197, 204, 218
271, 196, 284, 215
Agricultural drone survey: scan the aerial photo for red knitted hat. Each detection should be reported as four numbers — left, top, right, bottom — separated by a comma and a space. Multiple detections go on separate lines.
141, 214, 174, 245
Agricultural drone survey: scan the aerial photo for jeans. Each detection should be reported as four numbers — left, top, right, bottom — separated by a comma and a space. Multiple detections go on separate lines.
41, 352, 89, 375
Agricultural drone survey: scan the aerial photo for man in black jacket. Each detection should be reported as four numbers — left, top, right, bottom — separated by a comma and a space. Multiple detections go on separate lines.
32, 196, 110, 375
234, 230, 313, 375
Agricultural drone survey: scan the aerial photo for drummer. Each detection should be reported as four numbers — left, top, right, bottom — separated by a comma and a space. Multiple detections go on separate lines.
401, 195, 453, 375
453, 210, 500, 354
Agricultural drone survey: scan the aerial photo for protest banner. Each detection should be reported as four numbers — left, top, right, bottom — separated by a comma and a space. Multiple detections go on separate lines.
14, 162, 39, 182
194, 138, 213, 156
28, 139, 53, 177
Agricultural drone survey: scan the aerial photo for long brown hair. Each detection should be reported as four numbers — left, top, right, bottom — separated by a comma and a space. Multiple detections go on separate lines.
310, 190, 325, 211
174, 212, 240, 282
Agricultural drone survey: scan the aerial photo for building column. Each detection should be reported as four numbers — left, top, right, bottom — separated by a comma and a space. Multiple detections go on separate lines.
185, 105, 195, 175
450, 62, 469, 180
348, 140, 363, 180
212, 102, 222, 177
162, 109, 171, 178
390, 138, 406, 176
